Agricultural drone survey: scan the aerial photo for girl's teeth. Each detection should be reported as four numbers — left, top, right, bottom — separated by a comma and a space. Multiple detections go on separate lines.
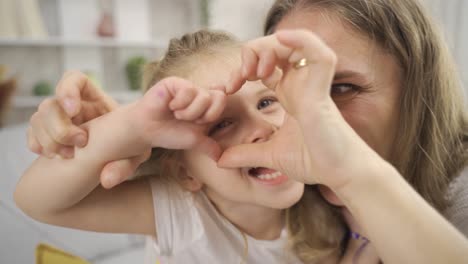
257, 171, 282, 180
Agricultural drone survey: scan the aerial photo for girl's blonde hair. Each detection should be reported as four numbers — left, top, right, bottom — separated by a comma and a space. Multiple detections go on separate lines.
265, 0, 468, 261
137, 29, 347, 263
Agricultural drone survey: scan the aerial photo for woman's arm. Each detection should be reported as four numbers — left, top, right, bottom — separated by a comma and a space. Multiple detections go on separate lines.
334, 159, 468, 264
220, 30, 468, 263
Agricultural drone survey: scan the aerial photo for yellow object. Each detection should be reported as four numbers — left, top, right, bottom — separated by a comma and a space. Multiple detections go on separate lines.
36, 243, 90, 264
0, 65, 6, 82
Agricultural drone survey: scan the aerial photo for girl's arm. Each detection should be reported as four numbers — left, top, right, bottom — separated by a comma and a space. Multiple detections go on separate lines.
15, 76, 226, 236
15, 102, 156, 236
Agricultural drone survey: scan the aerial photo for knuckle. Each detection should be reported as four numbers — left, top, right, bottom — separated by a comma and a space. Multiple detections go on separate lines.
199, 93, 211, 104
43, 141, 58, 154
53, 126, 70, 142
321, 50, 337, 67
27, 137, 40, 153
29, 112, 39, 124
38, 98, 56, 112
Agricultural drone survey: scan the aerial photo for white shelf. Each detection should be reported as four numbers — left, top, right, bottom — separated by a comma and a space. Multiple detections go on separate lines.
0, 37, 167, 48
12, 91, 142, 108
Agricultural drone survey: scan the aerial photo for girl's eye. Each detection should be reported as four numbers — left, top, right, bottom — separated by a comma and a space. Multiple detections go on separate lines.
330, 83, 360, 102
257, 98, 277, 110
208, 120, 232, 136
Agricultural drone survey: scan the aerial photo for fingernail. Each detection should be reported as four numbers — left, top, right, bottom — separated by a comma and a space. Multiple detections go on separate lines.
63, 98, 76, 116
74, 134, 87, 148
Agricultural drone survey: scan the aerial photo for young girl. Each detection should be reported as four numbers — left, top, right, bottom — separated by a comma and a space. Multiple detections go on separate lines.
15, 30, 346, 264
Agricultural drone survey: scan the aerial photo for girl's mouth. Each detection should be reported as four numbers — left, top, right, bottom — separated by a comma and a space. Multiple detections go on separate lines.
247, 167, 288, 186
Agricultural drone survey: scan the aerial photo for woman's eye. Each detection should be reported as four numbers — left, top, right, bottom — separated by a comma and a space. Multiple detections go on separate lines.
208, 120, 232, 136
257, 98, 277, 110
330, 83, 359, 101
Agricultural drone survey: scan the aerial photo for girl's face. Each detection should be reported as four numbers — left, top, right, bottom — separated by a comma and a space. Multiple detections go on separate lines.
276, 10, 403, 161
181, 57, 305, 210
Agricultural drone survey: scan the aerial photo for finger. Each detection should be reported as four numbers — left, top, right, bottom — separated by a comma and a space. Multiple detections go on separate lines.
30, 111, 57, 158
257, 49, 278, 79
56, 70, 90, 117
226, 67, 246, 95
174, 91, 212, 121
144, 77, 193, 112
245, 35, 294, 71
32, 120, 59, 158
261, 66, 283, 92
27, 125, 42, 154
228, 35, 292, 94
42, 98, 88, 148
196, 90, 227, 123
275, 30, 337, 99
217, 141, 274, 169
208, 84, 227, 92
100, 150, 151, 189
276, 30, 335, 64
168, 85, 197, 111
241, 45, 260, 81
57, 146, 75, 159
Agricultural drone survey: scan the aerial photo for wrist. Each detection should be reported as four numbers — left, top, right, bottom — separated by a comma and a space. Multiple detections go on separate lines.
79, 102, 151, 161
332, 158, 400, 208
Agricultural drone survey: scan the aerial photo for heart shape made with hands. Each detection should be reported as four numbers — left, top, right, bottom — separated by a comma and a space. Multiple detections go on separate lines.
218, 30, 379, 198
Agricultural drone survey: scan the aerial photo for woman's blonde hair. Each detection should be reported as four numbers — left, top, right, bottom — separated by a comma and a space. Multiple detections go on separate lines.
137, 29, 346, 263
265, 0, 468, 261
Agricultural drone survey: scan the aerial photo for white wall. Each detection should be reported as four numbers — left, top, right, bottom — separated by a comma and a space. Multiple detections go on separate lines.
425, 0, 468, 98
210, 0, 274, 40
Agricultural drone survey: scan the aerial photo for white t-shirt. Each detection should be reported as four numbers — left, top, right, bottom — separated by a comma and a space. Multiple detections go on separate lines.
143, 179, 302, 264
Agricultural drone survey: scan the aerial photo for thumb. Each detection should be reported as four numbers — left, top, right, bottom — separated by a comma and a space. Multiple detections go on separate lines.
218, 141, 274, 169
56, 71, 93, 117
101, 150, 151, 189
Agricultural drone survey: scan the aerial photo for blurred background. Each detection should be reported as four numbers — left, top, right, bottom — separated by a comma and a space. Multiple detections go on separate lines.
0, 0, 467, 263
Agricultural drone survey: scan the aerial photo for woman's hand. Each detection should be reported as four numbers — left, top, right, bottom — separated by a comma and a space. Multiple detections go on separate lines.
28, 71, 118, 158
219, 30, 380, 189
26, 70, 149, 188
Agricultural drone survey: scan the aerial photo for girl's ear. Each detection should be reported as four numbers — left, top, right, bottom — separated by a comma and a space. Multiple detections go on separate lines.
178, 164, 203, 192
318, 185, 344, 206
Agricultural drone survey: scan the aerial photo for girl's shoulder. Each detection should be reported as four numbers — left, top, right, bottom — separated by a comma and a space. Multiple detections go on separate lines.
445, 166, 468, 237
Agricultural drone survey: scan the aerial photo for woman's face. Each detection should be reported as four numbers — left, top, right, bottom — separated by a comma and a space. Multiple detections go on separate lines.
276, 10, 403, 160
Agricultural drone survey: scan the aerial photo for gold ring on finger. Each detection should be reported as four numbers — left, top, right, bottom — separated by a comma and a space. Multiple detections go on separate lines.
293, 58, 309, 69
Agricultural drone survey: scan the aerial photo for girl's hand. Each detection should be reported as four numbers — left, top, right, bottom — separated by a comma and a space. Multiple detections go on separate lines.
102, 77, 227, 188
219, 30, 381, 190
135, 76, 226, 156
